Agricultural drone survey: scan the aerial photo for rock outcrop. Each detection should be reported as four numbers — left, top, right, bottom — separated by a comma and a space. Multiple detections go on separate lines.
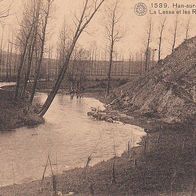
109, 37, 196, 124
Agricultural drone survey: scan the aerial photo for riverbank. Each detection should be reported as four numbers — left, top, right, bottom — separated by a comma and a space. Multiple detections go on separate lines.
0, 125, 195, 196
0, 87, 44, 131
0, 83, 195, 195
0, 90, 195, 195
0, 80, 107, 132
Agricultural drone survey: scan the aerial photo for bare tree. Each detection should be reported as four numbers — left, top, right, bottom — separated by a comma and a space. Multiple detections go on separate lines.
158, 17, 166, 62
144, 18, 152, 72
39, 0, 106, 116
8, 33, 14, 81
0, 0, 11, 78
57, 19, 70, 74
21, 0, 42, 97
89, 42, 98, 77
67, 47, 89, 95
172, 16, 178, 53
56, 28, 66, 83
46, 45, 53, 81
185, 17, 191, 40
15, 0, 42, 99
105, 0, 122, 96
30, 0, 53, 103
0, 23, 5, 77
5, 42, 9, 81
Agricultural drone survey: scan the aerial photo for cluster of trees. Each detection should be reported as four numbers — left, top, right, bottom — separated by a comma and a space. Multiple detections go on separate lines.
12, 0, 105, 116
144, 16, 192, 72
0, 37, 17, 81
15, 0, 54, 103
54, 0, 124, 97
104, 0, 123, 96
66, 47, 90, 93
39, 0, 106, 116
0, 0, 15, 81
57, 21, 89, 93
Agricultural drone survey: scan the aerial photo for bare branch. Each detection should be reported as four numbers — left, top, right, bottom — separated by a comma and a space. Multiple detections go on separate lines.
185, 17, 191, 40
103, 0, 123, 96
158, 17, 166, 61
172, 15, 178, 52
144, 18, 153, 72
76, 0, 105, 39
39, 0, 106, 116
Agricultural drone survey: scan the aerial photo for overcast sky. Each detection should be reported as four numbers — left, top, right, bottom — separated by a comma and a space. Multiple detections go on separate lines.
2, 0, 196, 60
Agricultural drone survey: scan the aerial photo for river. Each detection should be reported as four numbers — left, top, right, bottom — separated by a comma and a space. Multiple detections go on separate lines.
0, 83, 145, 187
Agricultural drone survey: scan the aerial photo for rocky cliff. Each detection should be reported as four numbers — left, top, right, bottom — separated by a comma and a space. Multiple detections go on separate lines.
109, 37, 196, 125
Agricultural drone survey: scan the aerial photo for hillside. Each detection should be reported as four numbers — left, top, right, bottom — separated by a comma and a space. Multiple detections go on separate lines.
109, 37, 196, 125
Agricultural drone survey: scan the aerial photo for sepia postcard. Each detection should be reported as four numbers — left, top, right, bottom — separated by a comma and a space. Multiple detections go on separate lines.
0, 0, 195, 195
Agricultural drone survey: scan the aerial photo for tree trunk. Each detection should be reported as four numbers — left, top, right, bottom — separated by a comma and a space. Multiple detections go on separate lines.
39, 0, 105, 116
6, 43, 10, 82
9, 40, 14, 81
21, 1, 40, 98
145, 20, 152, 72
30, 42, 44, 103
0, 25, 5, 80
106, 42, 114, 96
21, 38, 36, 97
158, 36, 162, 61
30, 1, 50, 103
145, 36, 151, 71
158, 18, 166, 61
172, 18, 178, 52
39, 47, 74, 116
15, 25, 34, 99
172, 32, 177, 52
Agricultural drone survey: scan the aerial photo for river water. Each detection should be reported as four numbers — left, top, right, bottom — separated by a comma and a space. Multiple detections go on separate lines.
0, 83, 145, 187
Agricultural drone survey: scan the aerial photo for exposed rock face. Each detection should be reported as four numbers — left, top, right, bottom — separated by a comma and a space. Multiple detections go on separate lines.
109, 37, 196, 124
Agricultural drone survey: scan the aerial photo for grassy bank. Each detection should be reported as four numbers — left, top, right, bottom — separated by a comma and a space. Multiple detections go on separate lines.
0, 87, 44, 131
